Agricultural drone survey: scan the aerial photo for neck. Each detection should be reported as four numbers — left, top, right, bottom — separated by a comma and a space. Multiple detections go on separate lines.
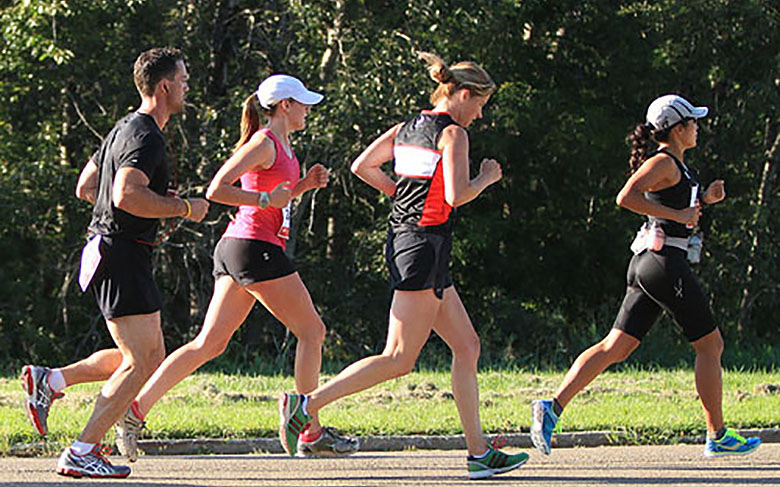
267, 117, 292, 146
659, 141, 685, 162
138, 97, 170, 130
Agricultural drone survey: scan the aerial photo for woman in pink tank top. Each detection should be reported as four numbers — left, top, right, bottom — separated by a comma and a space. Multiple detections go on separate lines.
117, 75, 358, 459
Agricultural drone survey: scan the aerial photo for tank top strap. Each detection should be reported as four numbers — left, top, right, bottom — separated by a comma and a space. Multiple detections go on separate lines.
654, 148, 695, 182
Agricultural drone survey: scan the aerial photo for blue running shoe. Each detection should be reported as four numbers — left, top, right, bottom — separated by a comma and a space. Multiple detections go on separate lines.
704, 428, 761, 457
531, 399, 559, 455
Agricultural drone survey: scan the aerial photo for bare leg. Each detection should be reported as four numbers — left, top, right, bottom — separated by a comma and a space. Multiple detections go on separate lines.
691, 328, 724, 433
60, 349, 123, 386
246, 273, 328, 431
78, 312, 165, 444
554, 328, 640, 408
307, 290, 439, 415
432, 287, 486, 456
135, 277, 255, 416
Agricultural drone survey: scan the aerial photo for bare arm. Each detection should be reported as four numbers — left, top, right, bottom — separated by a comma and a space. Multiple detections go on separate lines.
76, 158, 99, 204
350, 124, 402, 197
439, 125, 502, 207
113, 167, 189, 218
291, 163, 329, 198
615, 153, 700, 226
206, 133, 291, 208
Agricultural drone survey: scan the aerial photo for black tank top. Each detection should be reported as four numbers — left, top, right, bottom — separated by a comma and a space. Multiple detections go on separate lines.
390, 111, 458, 233
645, 148, 699, 238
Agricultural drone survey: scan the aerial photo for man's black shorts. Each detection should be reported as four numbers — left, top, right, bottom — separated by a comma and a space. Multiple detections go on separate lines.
212, 237, 296, 286
386, 228, 453, 299
91, 236, 162, 320
613, 246, 716, 342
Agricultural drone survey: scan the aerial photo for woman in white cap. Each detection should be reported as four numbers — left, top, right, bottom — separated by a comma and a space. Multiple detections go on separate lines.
278, 53, 529, 480
530, 94, 761, 458
113, 74, 359, 460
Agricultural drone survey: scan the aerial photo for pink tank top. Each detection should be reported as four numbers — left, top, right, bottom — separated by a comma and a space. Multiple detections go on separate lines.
222, 128, 300, 248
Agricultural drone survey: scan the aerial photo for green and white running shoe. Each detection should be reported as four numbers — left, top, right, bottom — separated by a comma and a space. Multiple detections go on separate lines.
278, 393, 312, 456
296, 426, 360, 457
467, 445, 529, 480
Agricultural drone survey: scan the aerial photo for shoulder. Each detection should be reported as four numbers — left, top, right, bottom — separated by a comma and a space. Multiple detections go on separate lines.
438, 124, 468, 147
642, 152, 678, 175
242, 130, 277, 169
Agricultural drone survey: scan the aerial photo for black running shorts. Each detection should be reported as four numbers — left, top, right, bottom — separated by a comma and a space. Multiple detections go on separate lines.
212, 237, 295, 286
91, 236, 162, 320
613, 247, 716, 342
386, 228, 453, 299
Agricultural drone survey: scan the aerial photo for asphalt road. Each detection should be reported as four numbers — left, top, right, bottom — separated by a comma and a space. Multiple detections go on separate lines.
2, 444, 778, 487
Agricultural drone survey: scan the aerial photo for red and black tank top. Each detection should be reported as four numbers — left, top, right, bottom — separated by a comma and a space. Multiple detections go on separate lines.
390, 111, 458, 233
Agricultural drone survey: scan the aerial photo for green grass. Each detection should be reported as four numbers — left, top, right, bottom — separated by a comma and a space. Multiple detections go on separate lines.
1, 368, 778, 455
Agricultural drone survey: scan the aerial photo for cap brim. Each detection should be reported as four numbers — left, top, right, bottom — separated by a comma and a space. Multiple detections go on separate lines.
292, 90, 324, 106
690, 106, 708, 118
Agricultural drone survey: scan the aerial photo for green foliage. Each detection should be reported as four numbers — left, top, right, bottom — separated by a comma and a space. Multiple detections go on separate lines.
1, 0, 778, 372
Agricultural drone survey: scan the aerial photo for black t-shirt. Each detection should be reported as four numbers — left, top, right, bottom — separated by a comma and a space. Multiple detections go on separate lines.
88, 112, 169, 243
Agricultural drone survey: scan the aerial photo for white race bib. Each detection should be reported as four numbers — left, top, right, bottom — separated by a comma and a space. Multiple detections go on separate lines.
277, 203, 291, 240
78, 235, 102, 292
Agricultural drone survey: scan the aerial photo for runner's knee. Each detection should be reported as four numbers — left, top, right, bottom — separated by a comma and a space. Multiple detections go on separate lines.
294, 321, 326, 345
452, 333, 481, 368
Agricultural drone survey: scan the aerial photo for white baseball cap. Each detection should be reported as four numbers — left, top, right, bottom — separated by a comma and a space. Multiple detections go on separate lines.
255, 74, 323, 109
645, 94, 708, 131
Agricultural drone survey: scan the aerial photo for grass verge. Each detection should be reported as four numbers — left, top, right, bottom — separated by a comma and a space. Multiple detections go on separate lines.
1, 368, 778, 455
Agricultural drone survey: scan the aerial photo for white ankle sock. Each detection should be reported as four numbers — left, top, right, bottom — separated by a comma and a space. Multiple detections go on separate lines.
301, 395, 309, 416
48, 369, 66, 393
70, 441, 95, 455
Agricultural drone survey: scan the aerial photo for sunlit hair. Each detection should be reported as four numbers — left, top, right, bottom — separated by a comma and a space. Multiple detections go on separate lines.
133, 47, 183, 97
418, 52, 496, 104
627, 119, 691, 173
234, 94, 282, 153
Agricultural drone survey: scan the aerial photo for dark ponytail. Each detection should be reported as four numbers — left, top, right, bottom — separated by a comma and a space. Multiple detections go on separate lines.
627, 123, 654, 173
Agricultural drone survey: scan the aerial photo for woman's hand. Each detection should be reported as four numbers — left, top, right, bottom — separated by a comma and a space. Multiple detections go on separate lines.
675, 204, 702, 227
702, 180, 725, 205
269, 181, 292, 208
304, 163, 329, 190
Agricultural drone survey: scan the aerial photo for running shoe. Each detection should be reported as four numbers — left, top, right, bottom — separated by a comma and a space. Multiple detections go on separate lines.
296, 426, 360, 457
467, 446, 529, 480
278, 393, 312, 456
115, 405, 145, 462
531, 399, 559, 455
21, 365, 64, 436
56, 444, 131, 478
704, 428, 761, 457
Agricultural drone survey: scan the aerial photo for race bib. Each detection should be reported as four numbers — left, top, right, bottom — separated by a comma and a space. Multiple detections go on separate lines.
277, 203, 291, 240
78, 235, 102, 292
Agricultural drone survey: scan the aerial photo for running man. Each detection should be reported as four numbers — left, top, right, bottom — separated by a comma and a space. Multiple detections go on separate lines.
24, 47, 209, 478
530, 94, 761, 459
279, 52, 529, 480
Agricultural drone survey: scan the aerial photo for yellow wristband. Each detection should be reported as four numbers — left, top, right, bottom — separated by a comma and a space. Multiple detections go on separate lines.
182, 198, 192, 219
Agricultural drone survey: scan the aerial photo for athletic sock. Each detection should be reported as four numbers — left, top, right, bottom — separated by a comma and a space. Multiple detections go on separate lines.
300, 395, 309, 416
70, 441, 95, 456
711, 427, 727, 441
130, 399, 145, 421
48, 369, 66, 393
552, 397, 564, 417
472, 448, 491, 459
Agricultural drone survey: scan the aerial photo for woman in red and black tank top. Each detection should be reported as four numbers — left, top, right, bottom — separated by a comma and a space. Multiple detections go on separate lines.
278, 53, 529, 479
125, 75, 358, 457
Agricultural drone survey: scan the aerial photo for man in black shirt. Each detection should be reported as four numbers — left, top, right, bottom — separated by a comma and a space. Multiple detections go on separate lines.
22, 47, 208, 479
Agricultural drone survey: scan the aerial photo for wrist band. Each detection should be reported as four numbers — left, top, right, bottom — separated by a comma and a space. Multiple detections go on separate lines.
258, 191, 270, 209
182, 198, 192, 219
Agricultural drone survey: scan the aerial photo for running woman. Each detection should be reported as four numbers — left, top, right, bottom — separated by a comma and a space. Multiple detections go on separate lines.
279, 53, 529, 480
40, 47, 210, 478
112, 74, 358, 461
530, 94, 762, 458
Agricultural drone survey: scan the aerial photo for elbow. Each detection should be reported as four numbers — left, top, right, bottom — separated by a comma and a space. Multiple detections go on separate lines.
205, 183, 218, 202
350, 160, 362, 176
615, 191, 628, 208
75, 184, 88, 201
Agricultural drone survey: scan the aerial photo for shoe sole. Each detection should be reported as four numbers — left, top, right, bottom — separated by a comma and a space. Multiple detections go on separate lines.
704, 444, 761, 458
530, 401, 551, 455
278, 393, 294, 456
21, 366, 46, 436
57, 467, 130, 479
468, 456, 528, 480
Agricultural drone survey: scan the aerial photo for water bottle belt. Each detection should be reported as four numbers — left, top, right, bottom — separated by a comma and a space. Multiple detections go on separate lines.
664, 236, 689, 251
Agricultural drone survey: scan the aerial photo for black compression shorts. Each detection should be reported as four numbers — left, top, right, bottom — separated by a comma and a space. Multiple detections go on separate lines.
212, 237, 295, 286
613, 247, 716, 342
91, 236, 162, 320
386, 228, 453, 300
